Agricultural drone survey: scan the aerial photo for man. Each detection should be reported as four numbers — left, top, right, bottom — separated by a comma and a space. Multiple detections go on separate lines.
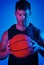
0, 0, 44, 65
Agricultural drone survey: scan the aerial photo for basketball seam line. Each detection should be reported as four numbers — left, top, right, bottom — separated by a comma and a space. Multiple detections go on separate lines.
10, 46, 31, 52
10, 39, 30, 46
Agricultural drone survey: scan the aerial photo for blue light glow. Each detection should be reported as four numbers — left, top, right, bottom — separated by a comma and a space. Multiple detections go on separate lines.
40, 32, 44, 40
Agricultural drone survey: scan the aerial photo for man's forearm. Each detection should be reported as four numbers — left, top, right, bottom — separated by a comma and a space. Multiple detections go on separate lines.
0, 50, 9, 60
38, 45, 44, 57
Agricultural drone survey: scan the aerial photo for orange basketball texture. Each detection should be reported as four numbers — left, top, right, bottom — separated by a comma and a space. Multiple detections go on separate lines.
10, 34, 32, 58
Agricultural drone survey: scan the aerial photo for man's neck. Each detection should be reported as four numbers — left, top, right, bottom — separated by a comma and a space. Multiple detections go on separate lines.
16, 24, 27, 31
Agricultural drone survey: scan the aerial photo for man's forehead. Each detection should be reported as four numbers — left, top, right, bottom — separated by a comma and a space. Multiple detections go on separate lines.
16, 9, 30, 14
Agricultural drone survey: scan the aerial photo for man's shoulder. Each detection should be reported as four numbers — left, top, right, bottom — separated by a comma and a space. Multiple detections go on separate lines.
1, 31, 8, 41
28, 23, 40, 35
29, 23, 40, 31
29, 23, 33, 26
8, 24, 16, 31
2, 31, 8, 37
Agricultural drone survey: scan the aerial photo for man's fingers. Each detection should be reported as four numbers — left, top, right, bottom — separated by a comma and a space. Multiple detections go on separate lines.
8, 39, 11, 44
29, 40, 39, 54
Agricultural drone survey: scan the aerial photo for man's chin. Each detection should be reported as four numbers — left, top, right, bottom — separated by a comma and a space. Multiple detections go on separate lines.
20, 24, 25, 26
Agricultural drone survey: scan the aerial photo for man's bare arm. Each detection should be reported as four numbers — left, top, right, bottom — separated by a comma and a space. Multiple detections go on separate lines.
0, 31, 10, 60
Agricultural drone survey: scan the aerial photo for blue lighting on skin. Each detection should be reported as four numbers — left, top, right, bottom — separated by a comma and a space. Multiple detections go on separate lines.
40, 32, 44, 41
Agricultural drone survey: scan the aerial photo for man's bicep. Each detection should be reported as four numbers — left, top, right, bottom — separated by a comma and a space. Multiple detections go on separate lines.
1, 31, 8, 50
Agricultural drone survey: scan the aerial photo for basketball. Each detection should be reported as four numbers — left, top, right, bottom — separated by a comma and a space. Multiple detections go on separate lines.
9, 34, 32, 58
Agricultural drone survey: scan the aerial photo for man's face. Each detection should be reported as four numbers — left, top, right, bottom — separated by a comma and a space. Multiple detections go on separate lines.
15, 9, 31, 26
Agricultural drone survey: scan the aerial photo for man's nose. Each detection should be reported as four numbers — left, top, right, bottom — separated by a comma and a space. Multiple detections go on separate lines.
22, 15, 25, 20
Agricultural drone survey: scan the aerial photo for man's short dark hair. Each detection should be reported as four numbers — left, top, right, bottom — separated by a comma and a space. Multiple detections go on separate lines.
15, 0, 31, 11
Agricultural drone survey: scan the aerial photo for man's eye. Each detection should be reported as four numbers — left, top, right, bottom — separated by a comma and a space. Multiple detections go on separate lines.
19, 14, 21, 16
23, 14, 26, 16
